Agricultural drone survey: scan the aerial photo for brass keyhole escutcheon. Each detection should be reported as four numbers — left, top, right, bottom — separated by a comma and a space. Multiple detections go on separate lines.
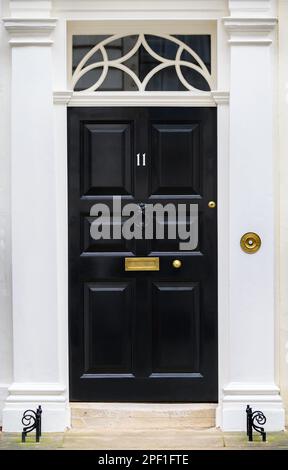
208, 201, 216, 209
240, 232, 261, 254
172, 259, 182, 269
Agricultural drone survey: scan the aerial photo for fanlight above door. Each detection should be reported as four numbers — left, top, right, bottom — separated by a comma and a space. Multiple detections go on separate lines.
72, 33, 213, 93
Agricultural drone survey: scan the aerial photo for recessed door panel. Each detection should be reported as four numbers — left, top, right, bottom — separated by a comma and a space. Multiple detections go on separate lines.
82, 123, 133, 196
83, 282, 134, 375
151, 282, 200, 374
81, 216, 136, 254
150, 123, 201, 196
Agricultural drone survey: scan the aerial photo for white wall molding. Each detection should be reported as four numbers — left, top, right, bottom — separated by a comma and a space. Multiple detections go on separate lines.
53, 91, 227, 107
6, 382, 66, 397
0, 384, 9, 426
211, 90, 230, 105
53, 91, 230, 107
3, 18, 57, 45
223, 382, 281, 396
219, 382, 285, 431
9, 1, 53, 18
3, 383, 70, 432
228, 0, 276, 18
223, 17, 277, 45
53, 90, 73, 105
54, 0, 227, 14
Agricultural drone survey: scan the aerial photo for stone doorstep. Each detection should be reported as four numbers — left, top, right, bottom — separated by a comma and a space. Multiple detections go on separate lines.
71, 416, 216, 430
71, 403, 217, 419
71, 404, 217, 430
71, 403, 217, 431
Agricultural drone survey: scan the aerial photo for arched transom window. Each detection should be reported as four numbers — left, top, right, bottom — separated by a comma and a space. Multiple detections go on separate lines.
71, 33, 214, 93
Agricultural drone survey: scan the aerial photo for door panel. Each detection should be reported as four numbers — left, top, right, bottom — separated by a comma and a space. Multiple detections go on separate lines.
150, 123, 201, 196
82, 122, 133, 196
81, 216, 136, 254
83, 281, 134, 375
151, 282, 200, 374
68, 106, 217, 402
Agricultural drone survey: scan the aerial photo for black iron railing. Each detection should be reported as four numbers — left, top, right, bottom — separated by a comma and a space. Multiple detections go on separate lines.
22, 405, 42, 442
246, 405, 266, 442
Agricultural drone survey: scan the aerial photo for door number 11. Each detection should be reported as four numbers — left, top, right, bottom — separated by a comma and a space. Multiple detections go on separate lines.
137, 153, 146, 167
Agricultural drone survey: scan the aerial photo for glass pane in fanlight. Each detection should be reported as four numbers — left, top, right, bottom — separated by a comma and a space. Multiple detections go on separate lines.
72, 34, 212, 91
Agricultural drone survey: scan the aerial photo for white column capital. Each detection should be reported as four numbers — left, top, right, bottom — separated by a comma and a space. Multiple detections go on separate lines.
211, 90, 230, 105
8, 1, 52, 18
223, 17, 277, 45
53, 90, 73, 105
3, 17, 57, 46
228, 0, 277, 18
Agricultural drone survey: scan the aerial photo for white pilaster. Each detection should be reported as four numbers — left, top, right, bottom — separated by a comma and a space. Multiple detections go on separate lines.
2, 15, 70, 432
9, 1, 52, 18
279, 0, 288, 427
217, 14, 285, 431
0, 0, 13, 426
228, 0, 277, 18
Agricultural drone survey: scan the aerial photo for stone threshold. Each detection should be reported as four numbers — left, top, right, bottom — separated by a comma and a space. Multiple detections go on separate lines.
71, 403, 217, 429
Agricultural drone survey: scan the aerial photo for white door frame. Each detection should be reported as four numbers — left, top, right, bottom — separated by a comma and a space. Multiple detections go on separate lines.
2, 0, 285, 432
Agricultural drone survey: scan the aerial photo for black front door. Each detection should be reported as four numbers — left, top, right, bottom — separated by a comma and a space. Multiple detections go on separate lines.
68, 107, 217, 402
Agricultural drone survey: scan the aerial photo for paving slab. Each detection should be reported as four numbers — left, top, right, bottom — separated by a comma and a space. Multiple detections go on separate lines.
0, 428, 287, 450
223, 431, 288, 450
0, 432, 64, 450
63, 428, 224, 450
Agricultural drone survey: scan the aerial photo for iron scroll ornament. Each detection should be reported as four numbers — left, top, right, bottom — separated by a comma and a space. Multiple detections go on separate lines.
22, 405, 42, 442
246, 405, 267, 442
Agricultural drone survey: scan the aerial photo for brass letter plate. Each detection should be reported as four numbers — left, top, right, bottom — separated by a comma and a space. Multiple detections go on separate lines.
125, 257, 160, 271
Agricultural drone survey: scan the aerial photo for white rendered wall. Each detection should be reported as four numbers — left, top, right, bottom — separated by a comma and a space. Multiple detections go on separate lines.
279, 0, 288, 428
0, 0, 13, 426
0, 0, 285, 432
217, 4, 285, 430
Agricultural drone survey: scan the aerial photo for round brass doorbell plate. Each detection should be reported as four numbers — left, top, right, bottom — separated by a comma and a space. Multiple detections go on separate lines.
208, 201, 216, 209
240, 232, 261, 254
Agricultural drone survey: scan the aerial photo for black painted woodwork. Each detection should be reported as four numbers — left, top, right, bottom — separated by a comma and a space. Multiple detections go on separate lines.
68, 107, 217, 402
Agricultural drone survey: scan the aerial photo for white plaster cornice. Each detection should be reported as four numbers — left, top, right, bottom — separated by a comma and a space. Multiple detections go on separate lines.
223, 17, 277, 45
223, 382, 281, 399
53, 90, 230, 107
9, 1, 52, 18
228, 0, 276, 17
56, 91, 220, 107
211, 90, 230, 105
6, 382, 67, 403
53, 90, 73, 104
3, 17, 57, 45
54, 0, 227, 13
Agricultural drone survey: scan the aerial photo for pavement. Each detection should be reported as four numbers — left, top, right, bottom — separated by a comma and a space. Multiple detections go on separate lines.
1, 427, 288, 450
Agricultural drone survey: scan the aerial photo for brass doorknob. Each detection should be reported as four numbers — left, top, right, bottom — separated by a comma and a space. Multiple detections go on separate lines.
172, 259, 182, 269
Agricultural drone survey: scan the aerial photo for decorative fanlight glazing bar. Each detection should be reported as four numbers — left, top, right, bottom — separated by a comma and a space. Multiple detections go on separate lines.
72, 33, 213, 93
